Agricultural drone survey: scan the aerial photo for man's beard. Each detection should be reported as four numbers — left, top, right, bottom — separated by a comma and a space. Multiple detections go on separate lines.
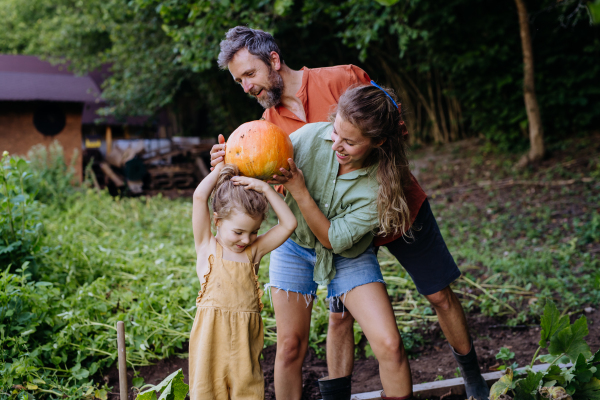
251, 68, 284, 109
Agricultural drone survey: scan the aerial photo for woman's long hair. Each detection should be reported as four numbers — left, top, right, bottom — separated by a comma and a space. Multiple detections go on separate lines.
329, 85, 412, 238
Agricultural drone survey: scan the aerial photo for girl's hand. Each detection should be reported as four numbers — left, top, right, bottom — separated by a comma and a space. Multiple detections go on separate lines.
231, 176, 270, 193
269, 159, 306, 196
209, 134, 226, 170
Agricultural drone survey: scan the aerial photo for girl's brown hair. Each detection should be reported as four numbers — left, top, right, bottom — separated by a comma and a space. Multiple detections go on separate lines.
330, 85, 412, 238
211, 164, 269, 222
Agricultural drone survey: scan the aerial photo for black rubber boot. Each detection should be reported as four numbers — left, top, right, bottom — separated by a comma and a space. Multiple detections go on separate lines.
318, 375, 352, 400
451, 340, 490, 400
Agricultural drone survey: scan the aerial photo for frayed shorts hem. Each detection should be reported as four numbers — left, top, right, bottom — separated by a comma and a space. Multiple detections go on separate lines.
264, 284, 317, 307
326, 278, 387, 302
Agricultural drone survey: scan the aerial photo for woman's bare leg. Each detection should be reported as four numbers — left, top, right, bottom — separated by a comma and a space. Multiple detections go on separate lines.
272, 289, 314, 400
343, 282, 412, 397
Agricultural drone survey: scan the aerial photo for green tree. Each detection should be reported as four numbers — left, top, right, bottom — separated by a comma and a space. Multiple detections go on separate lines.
2, 0, 598, 145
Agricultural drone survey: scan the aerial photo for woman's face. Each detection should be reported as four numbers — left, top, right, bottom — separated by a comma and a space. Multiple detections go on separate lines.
331, 114, 376, 171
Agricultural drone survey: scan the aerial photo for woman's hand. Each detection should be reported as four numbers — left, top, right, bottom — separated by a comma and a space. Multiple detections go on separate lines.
231, 176, 270, 193
269, 159, 307, 196
210, 134, 226, 170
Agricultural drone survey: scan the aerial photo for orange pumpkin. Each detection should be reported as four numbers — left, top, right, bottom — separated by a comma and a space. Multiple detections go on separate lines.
225, 120, 294, 181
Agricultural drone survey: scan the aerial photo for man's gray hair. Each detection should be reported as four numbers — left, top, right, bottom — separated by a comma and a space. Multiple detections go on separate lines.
218, 26, 284, 70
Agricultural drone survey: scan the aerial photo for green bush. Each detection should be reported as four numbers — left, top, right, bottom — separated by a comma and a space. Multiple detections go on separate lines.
26, 142, 78, 207
0, 152, 43, 276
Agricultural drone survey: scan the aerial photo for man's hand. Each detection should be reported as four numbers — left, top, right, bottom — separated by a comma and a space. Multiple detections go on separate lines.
269, 159, 306, 196
231, 176, 270, 193
210, 134, 226, 170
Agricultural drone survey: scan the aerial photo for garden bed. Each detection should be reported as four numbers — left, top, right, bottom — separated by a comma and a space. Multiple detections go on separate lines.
5, 134, 598, 399
104, 308, 600, 399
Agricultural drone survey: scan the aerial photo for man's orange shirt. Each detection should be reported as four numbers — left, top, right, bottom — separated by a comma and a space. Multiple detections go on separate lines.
262, 65, 427, 246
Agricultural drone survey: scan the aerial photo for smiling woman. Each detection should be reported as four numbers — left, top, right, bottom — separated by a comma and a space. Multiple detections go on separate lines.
261, 84, 417, 399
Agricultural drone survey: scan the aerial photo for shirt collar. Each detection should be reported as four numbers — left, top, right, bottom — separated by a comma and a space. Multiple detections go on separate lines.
320, 124, 333, 141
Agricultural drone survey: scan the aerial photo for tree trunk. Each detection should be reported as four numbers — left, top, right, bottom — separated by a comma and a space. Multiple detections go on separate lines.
515, 0, 545, 168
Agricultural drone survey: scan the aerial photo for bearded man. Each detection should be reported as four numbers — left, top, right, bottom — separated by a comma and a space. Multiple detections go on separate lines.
210, 26, 490, 400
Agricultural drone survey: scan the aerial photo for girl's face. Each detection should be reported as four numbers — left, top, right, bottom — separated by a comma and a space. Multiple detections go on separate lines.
331, 114, 379, 171
215, 209, 263, 253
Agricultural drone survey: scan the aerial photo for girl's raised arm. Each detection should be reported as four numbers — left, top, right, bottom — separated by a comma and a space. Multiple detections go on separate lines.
192, 162, 225, 250
231, 176, 297, 261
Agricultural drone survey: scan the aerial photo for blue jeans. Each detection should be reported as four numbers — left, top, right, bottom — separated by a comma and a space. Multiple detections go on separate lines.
267, 238, 385, 301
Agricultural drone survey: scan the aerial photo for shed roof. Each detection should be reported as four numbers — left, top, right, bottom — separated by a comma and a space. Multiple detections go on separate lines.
0, 55, 100, 102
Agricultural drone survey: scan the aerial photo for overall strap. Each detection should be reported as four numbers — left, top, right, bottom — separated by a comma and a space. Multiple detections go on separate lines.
244, 246, 254, 264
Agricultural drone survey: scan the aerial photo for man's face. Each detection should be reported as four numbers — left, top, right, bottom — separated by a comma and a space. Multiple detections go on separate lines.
228, 48, 284, 109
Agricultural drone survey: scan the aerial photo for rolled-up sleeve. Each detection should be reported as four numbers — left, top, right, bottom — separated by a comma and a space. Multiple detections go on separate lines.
328, 205, 378, 254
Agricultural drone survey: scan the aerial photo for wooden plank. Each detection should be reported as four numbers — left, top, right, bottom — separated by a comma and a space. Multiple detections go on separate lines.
117, 321, 128, 400
327, 364, 557, 400
99, 162, 125, 187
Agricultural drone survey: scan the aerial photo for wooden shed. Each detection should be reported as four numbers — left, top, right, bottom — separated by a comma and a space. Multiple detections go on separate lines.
0, 55, 102, 178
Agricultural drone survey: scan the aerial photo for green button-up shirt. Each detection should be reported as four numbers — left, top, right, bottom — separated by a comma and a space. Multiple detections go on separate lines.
286, 122, 379, 286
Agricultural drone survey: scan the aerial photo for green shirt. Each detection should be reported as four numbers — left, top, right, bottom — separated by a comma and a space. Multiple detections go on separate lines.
286, 122, 379, 285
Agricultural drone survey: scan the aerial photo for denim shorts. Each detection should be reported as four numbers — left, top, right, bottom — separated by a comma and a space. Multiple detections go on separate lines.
329, 199, 461, 313
267, 239, 385, 301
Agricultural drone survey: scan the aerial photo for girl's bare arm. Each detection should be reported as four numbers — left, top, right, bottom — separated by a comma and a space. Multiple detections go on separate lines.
192, 162, 225, 251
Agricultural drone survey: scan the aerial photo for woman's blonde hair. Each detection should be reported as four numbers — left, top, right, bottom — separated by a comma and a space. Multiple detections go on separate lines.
329, 85, 412, 238
211, 164, 269, 222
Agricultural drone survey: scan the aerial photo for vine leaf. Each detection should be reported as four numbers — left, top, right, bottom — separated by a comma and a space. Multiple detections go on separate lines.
136, 369, 188, 400
548, 317, 592, 363
544, 364, 568, 387
573, 378, 600, 400
490, 368, 514, 400
514, 371, 543, 400
539, 301, 569, 348
567, 354, 595, 384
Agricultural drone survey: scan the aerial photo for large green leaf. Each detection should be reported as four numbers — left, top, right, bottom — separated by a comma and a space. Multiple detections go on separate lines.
135, 369, 188, 400
573, 378, 600, 400
514, 371, 543, 400
548, 317, 592, 363
136, 391, 158, 400
543, 364, 568, 387
539, 301, 569, 348
567, 354, 595, 384
490, 368, 513, 400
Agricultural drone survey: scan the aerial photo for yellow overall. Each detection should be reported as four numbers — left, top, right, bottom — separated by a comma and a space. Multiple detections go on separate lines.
189, 241, 265, 400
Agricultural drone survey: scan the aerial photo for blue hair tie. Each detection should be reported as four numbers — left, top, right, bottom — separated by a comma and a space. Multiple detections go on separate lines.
370, 80, 398, 108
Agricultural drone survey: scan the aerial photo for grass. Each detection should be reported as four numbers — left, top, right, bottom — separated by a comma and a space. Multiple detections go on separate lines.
2, 135, 599, 399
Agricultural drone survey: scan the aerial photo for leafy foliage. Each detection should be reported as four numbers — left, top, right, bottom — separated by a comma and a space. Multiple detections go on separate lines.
489, 301, 600, 400
1, 0, 598, 146
2, 137, 599, 398
135, 369, 188, 400
497, 347, 519, 371
25, 142, 78, 207
0, 152, 42, 275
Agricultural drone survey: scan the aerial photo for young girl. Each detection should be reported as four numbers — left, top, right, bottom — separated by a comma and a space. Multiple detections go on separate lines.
188, 161, 297, 400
